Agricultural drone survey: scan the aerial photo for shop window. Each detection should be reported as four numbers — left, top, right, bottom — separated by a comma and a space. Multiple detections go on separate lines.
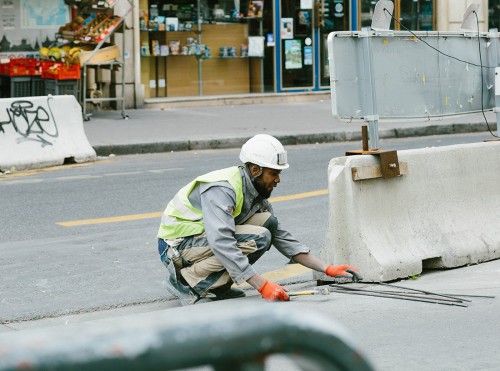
140, 0, 266, 98
489, 1, 500, 31
358, 0, 436, 31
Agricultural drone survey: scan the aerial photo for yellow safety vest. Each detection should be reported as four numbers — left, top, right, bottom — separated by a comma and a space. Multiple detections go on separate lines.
157, 166, 244, 239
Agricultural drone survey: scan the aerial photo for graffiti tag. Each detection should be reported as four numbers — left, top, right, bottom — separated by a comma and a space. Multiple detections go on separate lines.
0, 97, 59, 147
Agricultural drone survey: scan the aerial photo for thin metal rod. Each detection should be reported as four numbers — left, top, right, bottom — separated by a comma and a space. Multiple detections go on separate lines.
374, 290, 495, 299
330, 285, 465, 304
376, 282, 472, 303
329, 288, 469, 307
434, 293, 496, 299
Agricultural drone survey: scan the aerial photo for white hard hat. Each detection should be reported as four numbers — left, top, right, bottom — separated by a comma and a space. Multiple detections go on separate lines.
239, 134, 289, 170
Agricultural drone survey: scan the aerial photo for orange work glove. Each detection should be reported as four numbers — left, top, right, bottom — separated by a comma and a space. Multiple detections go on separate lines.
258, 280, 290, 301
325, 264, 362, 282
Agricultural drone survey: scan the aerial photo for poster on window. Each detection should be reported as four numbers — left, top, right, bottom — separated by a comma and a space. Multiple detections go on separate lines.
285, 39, 302, 70
21, 0, 69, 29
304, 46, 312, 65
281, 18, 293, 39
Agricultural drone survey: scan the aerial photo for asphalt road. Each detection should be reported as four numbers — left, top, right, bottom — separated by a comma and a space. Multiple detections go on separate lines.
0, 132, 492, 323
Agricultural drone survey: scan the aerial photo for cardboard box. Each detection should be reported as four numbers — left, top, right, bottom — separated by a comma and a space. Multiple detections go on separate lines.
78, 44, 121, 66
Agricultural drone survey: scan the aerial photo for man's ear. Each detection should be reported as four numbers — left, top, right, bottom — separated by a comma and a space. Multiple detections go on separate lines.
249, 163, 262, 177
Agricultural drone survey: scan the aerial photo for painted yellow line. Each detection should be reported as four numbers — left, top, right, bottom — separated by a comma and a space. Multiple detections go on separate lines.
239, 264, 311, 287
0, 179, 44, 185
57, 188, 329, 227
269, 189, 328, 202
0, 162, 94, 181
56, 175, 102, 181
57, 212, 163, 227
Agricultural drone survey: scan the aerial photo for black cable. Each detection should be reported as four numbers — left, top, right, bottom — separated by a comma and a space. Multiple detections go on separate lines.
474, 10, 500, 137
383, 8, 495, 69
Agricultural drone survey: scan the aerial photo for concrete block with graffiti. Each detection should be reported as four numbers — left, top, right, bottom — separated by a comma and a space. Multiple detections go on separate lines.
0, 95, 96, 171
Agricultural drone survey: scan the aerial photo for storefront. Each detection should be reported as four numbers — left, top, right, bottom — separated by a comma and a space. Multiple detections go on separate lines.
138, 0, 353, 98
3, 0, 494, 108
139, 0, 267, 98
138, 0, 440, 99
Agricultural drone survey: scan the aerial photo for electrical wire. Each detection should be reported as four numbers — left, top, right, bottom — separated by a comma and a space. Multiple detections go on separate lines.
383, 8, 494, 69
383, 7, 499, 138
474, 10, 500, 137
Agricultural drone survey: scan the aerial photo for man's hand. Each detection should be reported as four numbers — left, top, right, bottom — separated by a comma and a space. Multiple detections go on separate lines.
258, 280, 290, 301
325, 264, 362, 282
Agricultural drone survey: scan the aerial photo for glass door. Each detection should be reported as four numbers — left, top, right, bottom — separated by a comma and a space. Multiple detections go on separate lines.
319, 0, 350, 87
279, 0, 315, 90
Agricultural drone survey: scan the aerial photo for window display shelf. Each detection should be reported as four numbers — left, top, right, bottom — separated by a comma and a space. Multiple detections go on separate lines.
141, 0, 264, 97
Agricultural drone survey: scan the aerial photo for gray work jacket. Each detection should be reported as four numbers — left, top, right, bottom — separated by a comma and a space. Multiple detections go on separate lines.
187, 166, 310, 284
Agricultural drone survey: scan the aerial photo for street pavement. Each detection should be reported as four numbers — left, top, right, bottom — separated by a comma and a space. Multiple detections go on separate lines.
82, 92, 498, 156
1, 94, 500, 370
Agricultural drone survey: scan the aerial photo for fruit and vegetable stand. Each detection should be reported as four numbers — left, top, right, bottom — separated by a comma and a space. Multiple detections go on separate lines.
62, 0, 133, 120
0, 0, 132, 121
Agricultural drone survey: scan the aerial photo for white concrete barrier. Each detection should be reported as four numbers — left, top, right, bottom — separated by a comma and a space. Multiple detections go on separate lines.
0, 95, 96, 171
314, 141, 500, 282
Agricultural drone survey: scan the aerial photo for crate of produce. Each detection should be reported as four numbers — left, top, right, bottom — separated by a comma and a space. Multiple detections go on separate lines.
41, 61, 81, 80
0, 58, 40, 76
0, 62, 10, 76
44, 79, 79, 98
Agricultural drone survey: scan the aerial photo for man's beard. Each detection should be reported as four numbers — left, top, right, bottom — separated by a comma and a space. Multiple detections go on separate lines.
253, 175, 273, 199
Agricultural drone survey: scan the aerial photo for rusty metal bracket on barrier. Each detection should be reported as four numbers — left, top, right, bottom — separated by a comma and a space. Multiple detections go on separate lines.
346, 125, 408, 181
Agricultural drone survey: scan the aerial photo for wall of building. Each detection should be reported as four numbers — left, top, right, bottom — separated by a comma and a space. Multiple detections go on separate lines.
437, 0, 488, 31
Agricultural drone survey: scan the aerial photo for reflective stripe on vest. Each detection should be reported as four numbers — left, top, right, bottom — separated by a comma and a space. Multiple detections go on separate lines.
157, 166, 244, 239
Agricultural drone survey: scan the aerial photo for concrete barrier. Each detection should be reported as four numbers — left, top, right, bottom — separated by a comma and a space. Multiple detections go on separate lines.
314, 141, 500, 282
0, 95, 96, 171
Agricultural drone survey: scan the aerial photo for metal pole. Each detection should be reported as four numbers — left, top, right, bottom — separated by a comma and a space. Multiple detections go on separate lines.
362, 125, 369, 151
490, 29, 500, 137
197, 0, 203, 96
493, 85, 499, 129
360, 27, 379, 149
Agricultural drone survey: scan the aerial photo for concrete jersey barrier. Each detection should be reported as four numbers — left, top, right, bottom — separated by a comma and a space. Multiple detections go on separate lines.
314, 141, 500, 282
0, 95, 96, 171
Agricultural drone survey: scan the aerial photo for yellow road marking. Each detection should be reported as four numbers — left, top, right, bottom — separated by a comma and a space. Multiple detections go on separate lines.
0, 179, 44, 185
0, 162, 94, 180
269, 189, 328, 202
239, 264, 311, 287
104, 172, 144, 177
56, 175, 102, 181
57, 188, 329, 227
148, 168, 183, 173
57, 212, 163, 227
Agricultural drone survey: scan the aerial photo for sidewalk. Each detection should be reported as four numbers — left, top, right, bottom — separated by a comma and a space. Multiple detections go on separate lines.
2, 259, 500, 370
82, 93, 498, 156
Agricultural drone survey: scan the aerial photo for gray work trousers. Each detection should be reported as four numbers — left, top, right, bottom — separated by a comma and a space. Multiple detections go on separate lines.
158, 212, 277, 297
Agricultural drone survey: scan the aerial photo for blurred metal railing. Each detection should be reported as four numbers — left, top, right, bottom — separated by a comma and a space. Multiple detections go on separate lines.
0, 303, 374, 371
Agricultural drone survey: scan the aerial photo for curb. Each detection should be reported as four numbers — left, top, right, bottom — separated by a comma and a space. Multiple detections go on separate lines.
92, 122, 496, 156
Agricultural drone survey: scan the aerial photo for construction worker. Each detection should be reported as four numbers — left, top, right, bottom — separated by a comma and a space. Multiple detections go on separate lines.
157, 134, 359, 305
